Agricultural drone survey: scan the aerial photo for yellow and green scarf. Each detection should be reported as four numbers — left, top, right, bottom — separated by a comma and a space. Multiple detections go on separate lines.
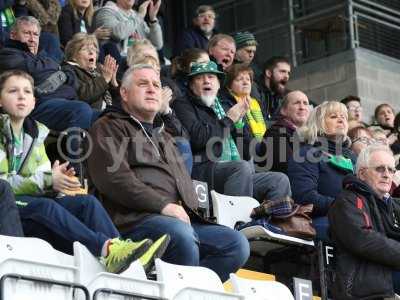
232, 93, 267, 141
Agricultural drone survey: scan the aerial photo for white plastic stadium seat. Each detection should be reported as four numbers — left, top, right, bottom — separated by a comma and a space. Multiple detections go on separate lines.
73, 241, 164, 300
230, 274, 295, 300
210, 191, 314, 255
155, 258, 245, 300
0, 235, 88, 300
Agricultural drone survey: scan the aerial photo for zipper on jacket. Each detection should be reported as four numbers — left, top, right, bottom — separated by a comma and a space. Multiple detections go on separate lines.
17, 138, 35, 175
129, 115, 161, 159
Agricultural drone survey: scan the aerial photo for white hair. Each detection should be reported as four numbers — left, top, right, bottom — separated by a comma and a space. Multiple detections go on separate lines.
356, 144, 394, 174
120, 64, 160, 90
11, 16, 41, 34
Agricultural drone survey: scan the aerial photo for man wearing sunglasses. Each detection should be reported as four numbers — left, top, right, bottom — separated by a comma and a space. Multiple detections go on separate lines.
328, 144, 400, 300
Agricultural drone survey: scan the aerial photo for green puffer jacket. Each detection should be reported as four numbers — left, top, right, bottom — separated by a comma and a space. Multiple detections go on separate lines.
0, 114, 53, 196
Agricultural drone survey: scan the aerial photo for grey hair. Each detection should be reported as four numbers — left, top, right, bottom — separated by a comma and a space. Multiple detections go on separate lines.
356, 144, 394, 174
297, 100, 348, 144
121, 64, 160, 90
11, 16, 41, 33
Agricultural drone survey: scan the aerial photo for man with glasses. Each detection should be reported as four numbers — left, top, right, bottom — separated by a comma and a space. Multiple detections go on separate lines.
341, 95, 364, 123
329, 144, 400, 299
174, 5, 217, 57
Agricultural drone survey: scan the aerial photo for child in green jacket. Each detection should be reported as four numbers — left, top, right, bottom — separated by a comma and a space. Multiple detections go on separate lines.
0, 69, 169, 273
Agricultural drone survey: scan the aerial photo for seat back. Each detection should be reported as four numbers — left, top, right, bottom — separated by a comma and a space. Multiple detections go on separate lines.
211, 190, 259, 229
0, 235, 83, 300
230, 274, 294, 300
73, 242, 162, 300
155, 258, 224, 299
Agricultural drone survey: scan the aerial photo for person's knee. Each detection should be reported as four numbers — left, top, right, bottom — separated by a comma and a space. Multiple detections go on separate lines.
165, 221, 199, 264
0, 179, 13, 196
230, 160, 253, 177
70, 101, 93, 128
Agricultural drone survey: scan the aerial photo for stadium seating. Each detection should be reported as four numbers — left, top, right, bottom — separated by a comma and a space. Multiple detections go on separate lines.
73, 241, 164, 300
230, 273, 294, 300
155, 258, 245, 300
210, 190, 314, 256
0, 235, 88, 300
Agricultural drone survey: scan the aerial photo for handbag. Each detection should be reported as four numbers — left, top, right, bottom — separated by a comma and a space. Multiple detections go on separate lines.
250, 197, 316, 240
270, 204, 316, 240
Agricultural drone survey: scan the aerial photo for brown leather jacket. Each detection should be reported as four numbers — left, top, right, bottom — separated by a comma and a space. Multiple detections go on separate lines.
87, 107, 198, 232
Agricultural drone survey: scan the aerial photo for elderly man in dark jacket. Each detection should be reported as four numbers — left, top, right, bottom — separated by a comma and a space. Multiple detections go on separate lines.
173, 61, 291, 202
87, 63, 249, 282
329, 144, 400, 300
0, 16, 98, 172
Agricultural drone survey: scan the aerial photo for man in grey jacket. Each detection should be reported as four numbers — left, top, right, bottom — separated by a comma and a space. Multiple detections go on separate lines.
93, 0, 163, 56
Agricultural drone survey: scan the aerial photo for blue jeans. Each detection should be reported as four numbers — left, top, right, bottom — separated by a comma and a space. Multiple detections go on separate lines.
17, 194, 119, 256
123, 215, 249, 281
0, 180, 23, 237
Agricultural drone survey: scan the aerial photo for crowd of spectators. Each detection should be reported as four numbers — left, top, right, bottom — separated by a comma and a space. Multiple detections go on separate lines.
1, 1, 400, 298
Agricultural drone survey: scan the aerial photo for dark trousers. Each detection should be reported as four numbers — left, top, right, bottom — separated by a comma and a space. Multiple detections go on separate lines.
17, 194, 118, 256
0, 180, 24, 237
31, 99, 100, 174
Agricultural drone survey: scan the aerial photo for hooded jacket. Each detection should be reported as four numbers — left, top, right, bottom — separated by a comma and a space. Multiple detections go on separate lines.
0, 114, 52, 196
329, 175, 400, 300
87, 105, 198, 232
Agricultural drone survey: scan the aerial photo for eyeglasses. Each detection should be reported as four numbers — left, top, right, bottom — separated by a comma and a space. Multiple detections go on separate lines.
352, 137, 387, 145
79, 46, 99, 53
369, 165, 396, 175
198, 13, 216, 19
347, 106, 362, 112
352, 136, 370, 145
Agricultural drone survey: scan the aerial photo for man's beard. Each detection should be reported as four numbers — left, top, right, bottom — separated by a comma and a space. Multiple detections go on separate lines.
200, 95, 216, 107
269, 76, 287, 96
200, 25, 213, 36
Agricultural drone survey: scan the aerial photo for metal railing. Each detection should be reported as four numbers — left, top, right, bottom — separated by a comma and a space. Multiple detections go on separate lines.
176, 0, 400, 66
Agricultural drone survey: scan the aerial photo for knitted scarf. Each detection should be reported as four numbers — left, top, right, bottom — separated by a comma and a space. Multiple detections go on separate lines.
211, 97, 240, 161
232, 93, 267, 141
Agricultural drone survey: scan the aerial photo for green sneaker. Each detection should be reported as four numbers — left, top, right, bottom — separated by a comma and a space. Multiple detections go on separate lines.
138, 234, 171, 273
103, 238, 152, 274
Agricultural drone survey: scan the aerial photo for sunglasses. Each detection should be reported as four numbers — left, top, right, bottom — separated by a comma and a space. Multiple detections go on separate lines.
369, 165, 396, 175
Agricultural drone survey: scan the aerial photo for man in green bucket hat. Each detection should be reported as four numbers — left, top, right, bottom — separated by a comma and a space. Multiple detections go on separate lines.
173, 61, 292, 203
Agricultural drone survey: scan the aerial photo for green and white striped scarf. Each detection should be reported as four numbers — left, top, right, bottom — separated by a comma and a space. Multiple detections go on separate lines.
211, 97, 241, 162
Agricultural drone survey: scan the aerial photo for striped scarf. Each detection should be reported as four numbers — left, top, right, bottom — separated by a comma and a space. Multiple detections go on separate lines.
211, 98, 241, 161
232, 93, 267, 141
1, 8, 15, 29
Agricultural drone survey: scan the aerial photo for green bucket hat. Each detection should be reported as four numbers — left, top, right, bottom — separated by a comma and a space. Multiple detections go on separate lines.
188, 61, 225, 80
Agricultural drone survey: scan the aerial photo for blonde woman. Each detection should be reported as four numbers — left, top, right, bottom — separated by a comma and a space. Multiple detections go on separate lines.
288, 101, 356, 240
